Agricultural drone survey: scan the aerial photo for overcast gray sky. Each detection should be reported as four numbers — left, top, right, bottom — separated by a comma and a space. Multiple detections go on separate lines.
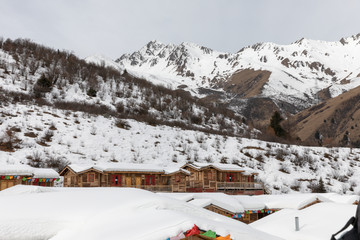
1, 0, 359, 59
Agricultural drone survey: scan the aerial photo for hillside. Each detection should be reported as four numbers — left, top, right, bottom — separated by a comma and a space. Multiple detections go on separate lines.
0, 38, 250, 137
0, 102, 359, 194
116, 34, 360, 123
290, 83, 360, 146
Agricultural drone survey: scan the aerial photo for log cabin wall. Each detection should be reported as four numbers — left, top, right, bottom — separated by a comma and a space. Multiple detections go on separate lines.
77, 171, 102, 187
0, 178, 24, 190
170, 173, 187, 192
202, 168, 217, 192
63, 170, 79, 187
183, 166, 203, 192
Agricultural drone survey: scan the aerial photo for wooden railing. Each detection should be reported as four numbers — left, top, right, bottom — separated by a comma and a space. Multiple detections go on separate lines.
216, 182, 264, 190
120, 185, 173, 192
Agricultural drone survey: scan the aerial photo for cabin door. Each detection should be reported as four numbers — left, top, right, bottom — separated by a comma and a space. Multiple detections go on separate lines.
126, 177, 132, 187
0, 181, 6, 190
111, 175, 121, 187
136, 177, 141, 187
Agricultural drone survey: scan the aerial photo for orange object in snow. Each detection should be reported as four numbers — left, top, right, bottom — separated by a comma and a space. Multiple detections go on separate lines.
185, 225, 200, 237
216, 234, 231, 240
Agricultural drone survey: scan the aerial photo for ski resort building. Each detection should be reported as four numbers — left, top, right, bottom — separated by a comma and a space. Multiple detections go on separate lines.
0, 164, 60, 191
60, 163, 264, 194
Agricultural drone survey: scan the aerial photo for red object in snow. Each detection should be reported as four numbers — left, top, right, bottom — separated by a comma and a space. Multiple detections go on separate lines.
185, 224, 200, 237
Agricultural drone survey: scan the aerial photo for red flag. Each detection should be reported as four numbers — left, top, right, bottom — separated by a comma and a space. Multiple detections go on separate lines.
185, 225, 200, 237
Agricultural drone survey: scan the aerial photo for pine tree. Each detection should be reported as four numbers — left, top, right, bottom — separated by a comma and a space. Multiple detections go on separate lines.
270, 111, 285, 137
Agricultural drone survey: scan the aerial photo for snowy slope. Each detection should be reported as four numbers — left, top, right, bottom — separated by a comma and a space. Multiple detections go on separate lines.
117, 34, 360, 108
1, 103, 360, 194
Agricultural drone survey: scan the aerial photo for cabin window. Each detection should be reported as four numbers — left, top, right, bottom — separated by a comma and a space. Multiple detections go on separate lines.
82, 174, 87, 182
111, 175, 122, 186
145, 175, 155, 185
226, 173, 235, 182
88, 173, 95, 182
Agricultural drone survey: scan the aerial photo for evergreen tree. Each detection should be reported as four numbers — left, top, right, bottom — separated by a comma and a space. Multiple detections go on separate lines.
270, 111, 285, 137
317, 177, 326, 193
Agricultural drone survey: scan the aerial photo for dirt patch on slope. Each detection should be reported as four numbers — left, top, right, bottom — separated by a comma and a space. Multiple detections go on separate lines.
223, 69, 271, 98
290, 85, 360, 146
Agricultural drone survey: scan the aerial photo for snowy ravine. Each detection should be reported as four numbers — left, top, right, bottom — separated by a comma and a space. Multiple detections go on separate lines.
114, 34, 360, 109
1, 103, 360, 194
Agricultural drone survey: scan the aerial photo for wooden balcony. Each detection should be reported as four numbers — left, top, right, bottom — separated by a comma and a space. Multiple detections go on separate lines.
119, 185, 173, 192
216, 182, 264, 190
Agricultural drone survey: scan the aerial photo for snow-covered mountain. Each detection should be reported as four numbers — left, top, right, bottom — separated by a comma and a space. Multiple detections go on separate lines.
117, 34, 360, 113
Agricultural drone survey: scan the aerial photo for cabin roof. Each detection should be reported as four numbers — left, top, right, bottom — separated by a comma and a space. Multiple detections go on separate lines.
189, 196, 244, 214
232, 195, 266, 211
191, 192, 245, 213
0, 164, 58, 178
33, 168, 60, 179
181, 162, 258, 175
63, 163, 190, 175
253, 193, 330, 210
0, 164, 33, 176
318, 193, 360, 204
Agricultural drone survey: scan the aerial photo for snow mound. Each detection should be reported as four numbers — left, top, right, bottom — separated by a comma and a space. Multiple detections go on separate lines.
0, 186, 281, 240
251, 202, 357, 240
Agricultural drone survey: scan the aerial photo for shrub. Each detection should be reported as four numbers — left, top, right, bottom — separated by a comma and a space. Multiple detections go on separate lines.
87, 88, 97, 97
115, 119, 131, 129
45, 155, 69, 172
27, 151, 44, 168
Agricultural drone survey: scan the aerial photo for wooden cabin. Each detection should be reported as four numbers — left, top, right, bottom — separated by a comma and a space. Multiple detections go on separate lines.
181, 163, 264, 194
60, 162, 263, 194
0, 165, 60, 191
60, 163, 190, 192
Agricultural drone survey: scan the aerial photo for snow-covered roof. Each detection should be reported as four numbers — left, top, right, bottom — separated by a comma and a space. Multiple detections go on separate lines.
233, 195, 266, 211
66, 163, 193, 175
32, 168, 60, 179
251, 202, 357, 240
253, 193, 330, 210
0, 186, 282, 240
0, 165, 58, 178
189, 198, 243, 214
319, 193, 359, 204
157, 192, 195, 202
164, 167, 191, 175
68, 163, 166, 174
183, 162, 258, 174
0, 164, 34, 176
191, 193, 245, 213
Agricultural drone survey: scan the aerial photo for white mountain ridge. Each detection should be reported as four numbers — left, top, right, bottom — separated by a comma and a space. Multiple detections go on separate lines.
94, 34, 360, 111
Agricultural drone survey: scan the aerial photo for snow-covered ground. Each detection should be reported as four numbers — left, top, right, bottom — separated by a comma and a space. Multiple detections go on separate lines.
160, 192, 359, 240
0, 185, 282, 240
1, 103, 360, 194
251, 202, 357, 240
